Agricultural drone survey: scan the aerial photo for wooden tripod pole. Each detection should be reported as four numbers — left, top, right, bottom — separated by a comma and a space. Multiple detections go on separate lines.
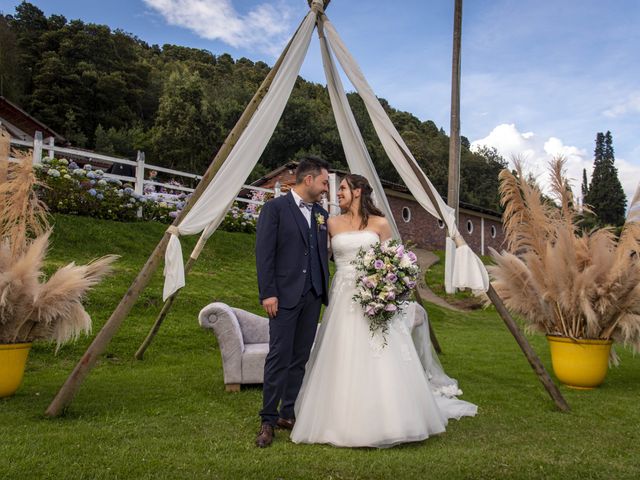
413, 289, 442, 353
400, 140, 569, 412
44, 13, 308, 417
134, 233, 206, 360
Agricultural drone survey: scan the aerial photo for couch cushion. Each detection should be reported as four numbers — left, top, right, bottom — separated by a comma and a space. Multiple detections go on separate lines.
241, 343, 269, 384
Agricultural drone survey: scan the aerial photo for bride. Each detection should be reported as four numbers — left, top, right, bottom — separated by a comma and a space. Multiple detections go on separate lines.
290, 174, 477, 448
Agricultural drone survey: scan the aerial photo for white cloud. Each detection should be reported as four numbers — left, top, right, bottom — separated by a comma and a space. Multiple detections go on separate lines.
603, 91, 640, 118
471, 124, 589, 200
143, 0, 294, 55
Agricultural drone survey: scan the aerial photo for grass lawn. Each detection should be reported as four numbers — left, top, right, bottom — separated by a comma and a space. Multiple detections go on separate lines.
1, 215, 639, 479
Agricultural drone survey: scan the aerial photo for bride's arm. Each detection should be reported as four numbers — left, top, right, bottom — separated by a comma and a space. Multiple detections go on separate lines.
376, 217, 393, 243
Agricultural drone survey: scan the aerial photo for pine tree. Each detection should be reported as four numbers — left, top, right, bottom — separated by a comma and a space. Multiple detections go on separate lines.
581, 168, 589, 199
584, 131, 627, 226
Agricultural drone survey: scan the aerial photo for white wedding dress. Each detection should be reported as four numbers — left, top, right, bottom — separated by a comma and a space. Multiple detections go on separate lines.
291, 230, 477, 448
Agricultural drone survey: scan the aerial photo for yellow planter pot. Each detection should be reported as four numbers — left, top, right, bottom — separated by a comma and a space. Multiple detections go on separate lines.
0, 343, 32, 398
546, 335, 612, 390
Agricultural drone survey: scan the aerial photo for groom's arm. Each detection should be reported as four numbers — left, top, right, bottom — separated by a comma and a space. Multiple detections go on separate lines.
255, 200, 279, 305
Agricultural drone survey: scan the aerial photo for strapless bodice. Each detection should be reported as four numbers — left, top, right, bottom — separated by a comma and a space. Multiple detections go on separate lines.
331, 230, 380, 270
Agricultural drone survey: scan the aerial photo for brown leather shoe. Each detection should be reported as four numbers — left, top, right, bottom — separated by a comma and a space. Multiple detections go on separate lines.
255, 423, 275, 448
276, 417, 295, 430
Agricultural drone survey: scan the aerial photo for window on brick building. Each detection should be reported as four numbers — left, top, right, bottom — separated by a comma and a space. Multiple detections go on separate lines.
402, 207, 411, 222
437, 219, 445, 229
466, 219, 474, 234
490, 225, 497, 238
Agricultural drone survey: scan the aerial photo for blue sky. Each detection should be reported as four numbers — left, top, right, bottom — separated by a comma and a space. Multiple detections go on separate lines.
2, 0, 639, 201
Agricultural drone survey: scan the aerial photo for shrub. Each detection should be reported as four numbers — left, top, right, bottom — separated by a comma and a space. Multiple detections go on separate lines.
34, 157, 261, 233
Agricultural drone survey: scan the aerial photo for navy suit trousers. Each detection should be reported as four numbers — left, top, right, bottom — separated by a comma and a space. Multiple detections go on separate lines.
260, 290, 322, 424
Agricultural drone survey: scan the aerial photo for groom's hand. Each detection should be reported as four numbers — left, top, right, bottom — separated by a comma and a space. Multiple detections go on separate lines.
262, 297, 278, 318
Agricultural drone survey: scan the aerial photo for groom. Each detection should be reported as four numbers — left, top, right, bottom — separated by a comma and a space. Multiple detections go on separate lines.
254, 156, 330, 448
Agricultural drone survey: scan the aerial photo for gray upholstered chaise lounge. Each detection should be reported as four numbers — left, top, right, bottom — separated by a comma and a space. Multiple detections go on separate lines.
198, 303, 270, 392
199, 301, 432, 392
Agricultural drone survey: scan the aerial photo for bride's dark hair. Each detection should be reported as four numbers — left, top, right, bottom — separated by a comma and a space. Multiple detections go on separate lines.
343, 174, 384, 228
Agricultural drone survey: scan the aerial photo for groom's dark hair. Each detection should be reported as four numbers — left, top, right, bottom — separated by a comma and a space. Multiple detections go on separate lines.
295, 155, 330, 184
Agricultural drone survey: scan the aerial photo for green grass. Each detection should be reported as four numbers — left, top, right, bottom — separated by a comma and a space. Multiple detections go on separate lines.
1, 215, 639, 479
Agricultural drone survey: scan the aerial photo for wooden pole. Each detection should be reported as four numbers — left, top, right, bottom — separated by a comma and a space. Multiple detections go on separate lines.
44, 14, 308, 417
447, 0, 462, 222
486, 284, 570, 411
414, 289, 442, 353
398, 138, 569, 412
444, 0, 463, 295
134, 239, 203, 360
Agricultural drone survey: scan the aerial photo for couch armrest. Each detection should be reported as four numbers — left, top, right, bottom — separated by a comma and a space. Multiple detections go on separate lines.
198, 302, 244, 384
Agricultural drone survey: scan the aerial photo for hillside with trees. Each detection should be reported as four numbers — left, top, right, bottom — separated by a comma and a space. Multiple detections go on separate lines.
0, 1, 507, 210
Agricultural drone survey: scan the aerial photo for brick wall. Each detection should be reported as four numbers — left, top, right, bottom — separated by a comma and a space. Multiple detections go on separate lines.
380, 193, 504, 255
255, 169, 505, 256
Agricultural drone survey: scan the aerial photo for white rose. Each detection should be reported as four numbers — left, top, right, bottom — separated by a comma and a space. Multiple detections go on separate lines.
399, 256, 412, 269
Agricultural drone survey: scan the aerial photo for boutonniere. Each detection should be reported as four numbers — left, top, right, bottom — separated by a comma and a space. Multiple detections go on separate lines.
315, 213, 326, 231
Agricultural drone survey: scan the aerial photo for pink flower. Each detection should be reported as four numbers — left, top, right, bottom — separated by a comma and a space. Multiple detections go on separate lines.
384, 304, 397, 312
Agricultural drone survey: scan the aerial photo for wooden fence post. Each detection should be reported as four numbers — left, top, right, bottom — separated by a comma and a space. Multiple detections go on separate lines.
135, 151, 145, 218
33, 131, 43, 165
47, 137, 55, 159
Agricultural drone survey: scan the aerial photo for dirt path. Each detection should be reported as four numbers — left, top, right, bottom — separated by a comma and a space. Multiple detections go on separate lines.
413, 248, 464, 312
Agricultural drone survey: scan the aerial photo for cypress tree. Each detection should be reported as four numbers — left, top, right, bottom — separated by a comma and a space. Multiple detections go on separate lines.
581, 168, 589, 199
584, 131, 627, 226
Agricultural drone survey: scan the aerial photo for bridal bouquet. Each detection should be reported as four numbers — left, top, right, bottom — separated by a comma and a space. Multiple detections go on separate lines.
352, 239, 420, 344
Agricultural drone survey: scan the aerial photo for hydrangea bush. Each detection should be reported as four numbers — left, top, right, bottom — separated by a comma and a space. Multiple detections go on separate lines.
35, 157, 260, 231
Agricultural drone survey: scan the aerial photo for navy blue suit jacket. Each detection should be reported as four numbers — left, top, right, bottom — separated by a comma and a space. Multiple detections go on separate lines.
255, 191, 330, 309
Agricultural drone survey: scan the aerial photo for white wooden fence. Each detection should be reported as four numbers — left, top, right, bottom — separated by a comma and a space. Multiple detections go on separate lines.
9, 131, 290, 215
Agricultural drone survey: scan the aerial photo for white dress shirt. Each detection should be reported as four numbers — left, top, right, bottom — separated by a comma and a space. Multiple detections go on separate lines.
291, 188, 312, 227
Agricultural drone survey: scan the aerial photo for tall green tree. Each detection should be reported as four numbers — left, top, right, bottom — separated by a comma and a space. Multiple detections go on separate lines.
150, 65, 218, 172
584, 131, 627, 226
581, 168, 589, 199
0, 16, 22, 98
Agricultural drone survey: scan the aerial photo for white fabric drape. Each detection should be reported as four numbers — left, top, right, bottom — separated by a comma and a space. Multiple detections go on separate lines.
322, 18, 489, 292
318, 28, 401, 240
162, 11, 317, 300
162, 8, 489, 298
